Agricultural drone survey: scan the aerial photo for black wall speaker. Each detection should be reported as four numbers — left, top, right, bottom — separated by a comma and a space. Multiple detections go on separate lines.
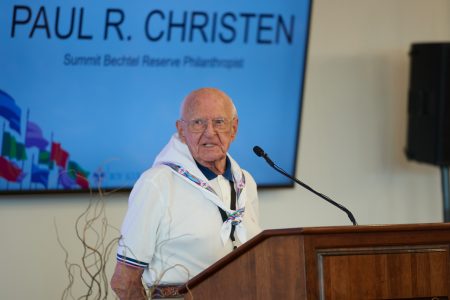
405, 42, 450, 166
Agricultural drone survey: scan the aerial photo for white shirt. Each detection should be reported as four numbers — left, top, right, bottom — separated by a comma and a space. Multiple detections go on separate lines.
116, 134, 262, 286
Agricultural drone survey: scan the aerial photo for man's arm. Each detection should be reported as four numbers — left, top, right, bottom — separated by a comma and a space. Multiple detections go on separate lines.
110, 261, 147, 300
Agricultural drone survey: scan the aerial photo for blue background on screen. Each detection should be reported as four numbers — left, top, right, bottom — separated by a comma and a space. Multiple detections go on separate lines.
0, 0, 311, 192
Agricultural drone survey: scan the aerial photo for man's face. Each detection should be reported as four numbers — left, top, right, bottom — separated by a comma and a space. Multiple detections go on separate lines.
176, 90, 238, 168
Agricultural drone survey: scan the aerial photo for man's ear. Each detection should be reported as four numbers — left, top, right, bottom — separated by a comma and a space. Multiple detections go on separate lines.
230, 118, 238, 141
176, 120, 186, 143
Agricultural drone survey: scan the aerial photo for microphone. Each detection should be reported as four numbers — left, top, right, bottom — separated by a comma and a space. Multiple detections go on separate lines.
253, 146, 358, 226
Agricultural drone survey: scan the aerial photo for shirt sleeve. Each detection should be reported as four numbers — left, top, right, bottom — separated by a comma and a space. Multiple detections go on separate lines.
116, 171, 166, 268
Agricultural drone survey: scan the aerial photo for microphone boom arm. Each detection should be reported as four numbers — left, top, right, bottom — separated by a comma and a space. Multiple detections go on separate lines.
254, 146, 357, 226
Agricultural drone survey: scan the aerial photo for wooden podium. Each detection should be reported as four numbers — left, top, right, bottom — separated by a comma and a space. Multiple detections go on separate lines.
178, 223, 450, 299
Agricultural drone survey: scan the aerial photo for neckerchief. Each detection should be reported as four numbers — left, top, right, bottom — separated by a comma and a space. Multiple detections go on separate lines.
161, 161, 247, 245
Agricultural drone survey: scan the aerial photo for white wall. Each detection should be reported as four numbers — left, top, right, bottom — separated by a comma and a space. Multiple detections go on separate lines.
263, 0, 450, 228
1, 1, 449, 299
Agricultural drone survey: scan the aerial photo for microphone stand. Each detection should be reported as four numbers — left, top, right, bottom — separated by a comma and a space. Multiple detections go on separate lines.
255, 147, 358, 226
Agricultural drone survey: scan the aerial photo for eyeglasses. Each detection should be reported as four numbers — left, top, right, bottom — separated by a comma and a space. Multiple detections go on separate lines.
180, 118, 233, 133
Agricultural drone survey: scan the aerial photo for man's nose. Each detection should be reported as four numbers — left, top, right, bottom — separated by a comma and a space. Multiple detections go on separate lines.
203, 120, 216, 135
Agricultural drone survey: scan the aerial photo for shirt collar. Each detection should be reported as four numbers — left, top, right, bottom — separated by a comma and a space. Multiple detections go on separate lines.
195, 157, 233, 182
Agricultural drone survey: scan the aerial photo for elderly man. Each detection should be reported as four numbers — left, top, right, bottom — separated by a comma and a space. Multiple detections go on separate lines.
111, 88, 262, 299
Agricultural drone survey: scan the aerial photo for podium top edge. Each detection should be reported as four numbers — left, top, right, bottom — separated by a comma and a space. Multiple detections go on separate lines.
263, 222, 450, 235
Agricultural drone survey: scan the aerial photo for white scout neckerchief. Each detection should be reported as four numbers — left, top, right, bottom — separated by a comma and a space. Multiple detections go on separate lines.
161, 162, 247, 245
